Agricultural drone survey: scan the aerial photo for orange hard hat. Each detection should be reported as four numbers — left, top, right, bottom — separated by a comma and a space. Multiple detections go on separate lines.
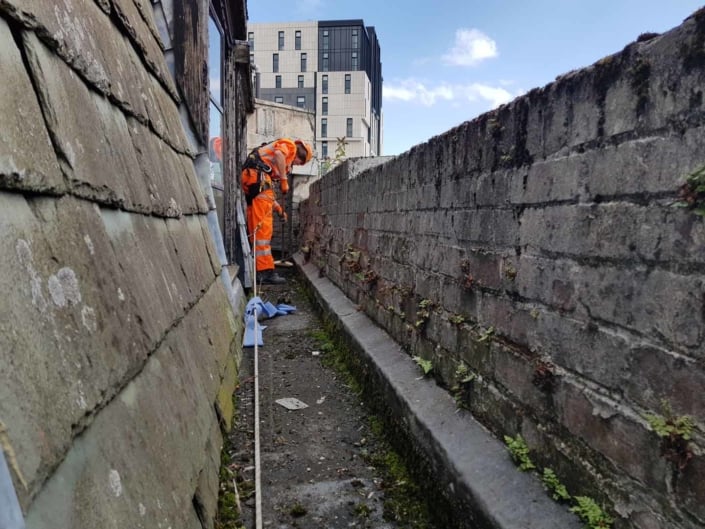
295, 140, 313, 164
210, 136, 222, 162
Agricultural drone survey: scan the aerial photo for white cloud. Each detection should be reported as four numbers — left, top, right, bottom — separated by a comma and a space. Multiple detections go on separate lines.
297, 0, 323, 12
442, 29, 498, 67
384, 79, 515, 108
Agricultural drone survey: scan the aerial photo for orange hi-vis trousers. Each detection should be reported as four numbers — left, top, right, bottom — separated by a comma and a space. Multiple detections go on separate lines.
247, 189, 278, 272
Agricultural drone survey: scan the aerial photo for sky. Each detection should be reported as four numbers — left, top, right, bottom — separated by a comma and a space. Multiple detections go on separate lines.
246, 1, 704, 156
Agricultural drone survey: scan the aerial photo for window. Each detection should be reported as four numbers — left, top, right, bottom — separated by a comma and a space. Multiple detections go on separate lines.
275, 96, 283, 103
345, 74, 351, 94
249, 52, 254, 65
273, 53, 279, 72
278, 31, 284, 50
322, 53, 329, 72
248, 31, 254, 50
322, 30, 329, 50
295, 30, 301, 50
298, 75, 304, 88
322, 75, 328, 94
322, 141, 328, 158
346, 118, 353, 137
322, 97, 328, 115
321, 118, 327, 138
208, 15, 223, 184
300, 52, 307, 72
275, 75, 282, 88
352, 51, 358, 71
352, 29, 358, 49
297, 96, 305, 108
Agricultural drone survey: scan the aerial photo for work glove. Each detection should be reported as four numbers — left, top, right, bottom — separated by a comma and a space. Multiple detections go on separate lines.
280, 176, 289, 195
279, 210, 288, 223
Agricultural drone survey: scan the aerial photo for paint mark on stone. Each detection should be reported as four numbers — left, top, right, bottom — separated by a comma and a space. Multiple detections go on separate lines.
117, 287, 125, 301
120, 383, 138, 409
16, 239, 48, 311
81, 305, 97, 332
83, 234, 95, 255
48, 267, 81, 307
108, 469, 122, 497
76, 380, 88, 410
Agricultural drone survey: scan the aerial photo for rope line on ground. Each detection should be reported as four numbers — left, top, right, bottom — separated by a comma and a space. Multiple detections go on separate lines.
251, 224, 263, 529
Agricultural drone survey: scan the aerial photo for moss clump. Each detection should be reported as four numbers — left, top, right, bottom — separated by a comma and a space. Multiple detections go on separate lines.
290, 503, 308, 517
215, 446, 246, 529
307, 318, 436, 528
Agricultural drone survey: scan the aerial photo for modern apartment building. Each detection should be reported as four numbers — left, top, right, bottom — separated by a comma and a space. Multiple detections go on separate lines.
247, 19, 383, 160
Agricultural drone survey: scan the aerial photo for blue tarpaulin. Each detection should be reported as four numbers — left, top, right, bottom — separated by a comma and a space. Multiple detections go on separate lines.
243, 296, 296, 348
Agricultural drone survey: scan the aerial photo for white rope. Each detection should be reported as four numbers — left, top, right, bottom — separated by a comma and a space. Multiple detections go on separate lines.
251, 224, 263, 529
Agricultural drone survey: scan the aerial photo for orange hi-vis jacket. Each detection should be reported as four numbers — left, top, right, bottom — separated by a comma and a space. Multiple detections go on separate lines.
241, 139, 296, 272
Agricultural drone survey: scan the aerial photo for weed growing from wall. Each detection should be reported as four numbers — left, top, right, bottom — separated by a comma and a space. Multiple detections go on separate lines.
412, 356, 433, 376
674, 164, 705, 217
532, 359, 557, 393
460, 259, 475, 291
503, 435, 613, 528
451, 362, 476, 409
503, 434, 536, 471
541, 468, 571, 502
477, 326, 494, 343
570, 496, 613, 529
414, 299, 435, 329
644, 399, 695, 472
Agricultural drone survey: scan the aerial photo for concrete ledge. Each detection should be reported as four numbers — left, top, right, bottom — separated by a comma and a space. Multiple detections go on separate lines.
295, 253, 581, 529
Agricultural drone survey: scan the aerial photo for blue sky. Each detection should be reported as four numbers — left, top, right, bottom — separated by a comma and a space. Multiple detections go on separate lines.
247, 1, 704, 156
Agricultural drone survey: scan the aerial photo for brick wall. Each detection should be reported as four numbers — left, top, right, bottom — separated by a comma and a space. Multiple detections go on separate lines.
300, 11, 705, 529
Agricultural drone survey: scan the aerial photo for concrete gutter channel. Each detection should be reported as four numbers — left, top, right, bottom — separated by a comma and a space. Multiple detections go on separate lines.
293, 253, 581, 529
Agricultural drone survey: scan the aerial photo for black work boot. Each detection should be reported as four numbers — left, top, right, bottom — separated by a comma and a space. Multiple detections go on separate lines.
260, 270, 286, 284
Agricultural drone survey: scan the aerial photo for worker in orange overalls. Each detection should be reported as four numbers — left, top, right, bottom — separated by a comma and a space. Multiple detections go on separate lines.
241, 138, 313, 284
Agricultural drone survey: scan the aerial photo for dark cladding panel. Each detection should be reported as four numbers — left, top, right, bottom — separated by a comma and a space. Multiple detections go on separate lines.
173, 0, 209, 144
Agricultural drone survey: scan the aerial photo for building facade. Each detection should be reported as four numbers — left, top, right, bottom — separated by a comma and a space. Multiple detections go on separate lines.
248, 19, 383, 160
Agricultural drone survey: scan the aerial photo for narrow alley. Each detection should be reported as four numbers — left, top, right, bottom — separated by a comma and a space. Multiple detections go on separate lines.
222, 266, 436, 529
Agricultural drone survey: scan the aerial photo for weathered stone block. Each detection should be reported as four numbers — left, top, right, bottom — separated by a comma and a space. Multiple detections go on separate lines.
125, 117, 196, 216
575, 265, 703, 350
24, 296, 232, 528
676, 449, 705, 522
0, 195, 154, 505
508, 153, 584, 205
515, 255, 578, 313
0, 19, 63, 192
625, 344, 705, 423
554, 381, 668, 490
24, 33, 153, 211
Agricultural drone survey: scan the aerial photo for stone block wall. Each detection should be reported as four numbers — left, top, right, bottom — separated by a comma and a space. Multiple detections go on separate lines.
300, 11, 705, 529
0, 1, 243, 527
